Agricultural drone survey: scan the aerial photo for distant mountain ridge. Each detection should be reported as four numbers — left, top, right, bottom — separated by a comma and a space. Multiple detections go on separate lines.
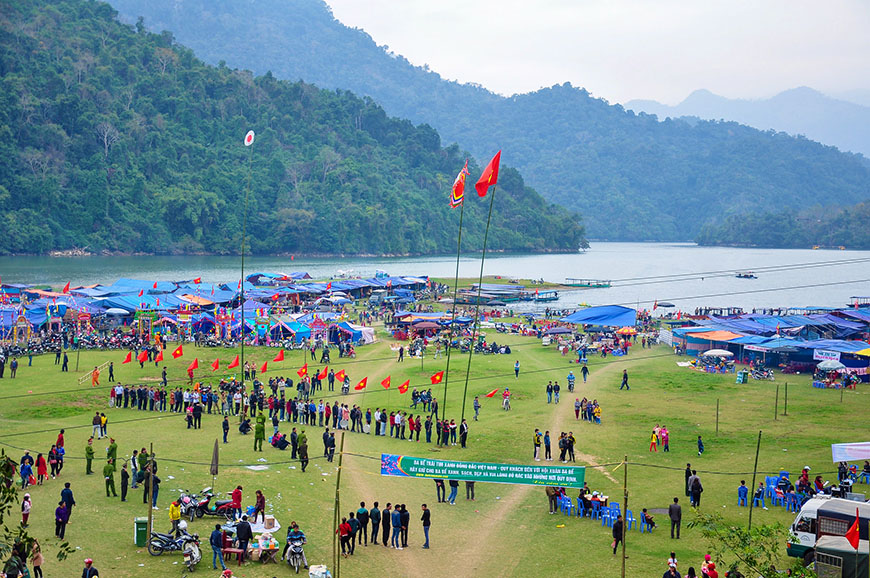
626, 87, 870, 157
107, 0, 870, 240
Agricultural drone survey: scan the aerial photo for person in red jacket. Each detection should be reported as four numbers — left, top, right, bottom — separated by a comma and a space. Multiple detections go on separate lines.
336, 517, 352, 558
230, 486, 243, 520
56, 429, 65, 449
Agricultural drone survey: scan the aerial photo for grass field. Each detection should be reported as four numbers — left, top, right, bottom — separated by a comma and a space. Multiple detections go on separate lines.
1, 323, 868, 577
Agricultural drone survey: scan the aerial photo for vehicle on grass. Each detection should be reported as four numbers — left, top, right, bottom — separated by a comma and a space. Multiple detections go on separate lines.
148, 520, 202, 571
285, 539, 306, 573
188, 491, 237, 521
787, 496, 870, 566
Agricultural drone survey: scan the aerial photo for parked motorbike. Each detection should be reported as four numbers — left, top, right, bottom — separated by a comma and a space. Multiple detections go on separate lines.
188, 491, 237, 521
751, 368, 775, 381
148, 521, 202, 571
285, 539, 306, 574
179, 488, 208, 520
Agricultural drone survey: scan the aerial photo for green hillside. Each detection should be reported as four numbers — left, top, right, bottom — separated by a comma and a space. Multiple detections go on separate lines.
107, 0, 870, 240
0, 0, 585, 256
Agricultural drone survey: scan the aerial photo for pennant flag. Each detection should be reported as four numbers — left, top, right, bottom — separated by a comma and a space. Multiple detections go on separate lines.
846, 507, 860, 550
188, 358, 199, 371
398, 380, 409, 394
152, 282, 158, 289
138, 289, 144, 297
450, 160, 469, 208
273, 349, 285, 362
136, 350, 148, 364
484, 388, 499, 398
211, 286, 215, 296
122, 351, 132, 364
228, 355, 240, 369
430, 371, 444, 385
211, 358, 220, 372
155, 350, 163, 363
653, 300, 658, 311
260, 361, 268, 374
326, 282, 332, 291
172, 344, 184, 359
62, 281, 70, 294
381, 376, 391, 389
297, 363, 308, 378
244, 130, 255, 146
156, 298, 161, 306
335, 369, 346, 382
475, 150, 501, 197
193, 277, 201, 284
317, 366, 328, 380
354, 377, 367, 391
271, 293, 279, 301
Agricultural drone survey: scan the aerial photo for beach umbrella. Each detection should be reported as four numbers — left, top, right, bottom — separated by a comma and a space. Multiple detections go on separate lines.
615, 326, 637, 335
701, 349, 734, 357
817, 359, 846, 371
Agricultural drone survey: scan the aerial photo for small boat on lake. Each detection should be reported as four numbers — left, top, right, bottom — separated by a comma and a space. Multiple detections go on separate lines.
564, 278, 611, 288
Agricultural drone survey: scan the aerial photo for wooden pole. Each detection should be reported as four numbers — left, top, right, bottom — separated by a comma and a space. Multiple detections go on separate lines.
783, 382, 788, 416
774, 384, 779, 421
621, 454, 628, 578
748, 431, 762, 530
333, 432, 346, 577
441, 190, 467, 420
840, 383, 845, 403
146, 442, 154, 538
715, 398, 719, 436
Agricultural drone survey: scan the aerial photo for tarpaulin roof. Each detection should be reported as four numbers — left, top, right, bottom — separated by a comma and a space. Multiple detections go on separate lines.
794, 339, 870, 353
560, 305, 637, 327
110, 278, 177, 293
179, 294, 214, 306
685, 330, 743, 342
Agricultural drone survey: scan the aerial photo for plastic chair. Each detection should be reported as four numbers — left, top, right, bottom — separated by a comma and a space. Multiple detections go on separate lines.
753, 495, 766, 508
738, 493, 747, 507
600, 508, 613, 527
562, 497, 574, 516
779, 471, 790, 480
786, 494, 800, 513
609, 501, 621, 513
590, 502, 602, 520
576, 498, 586, 518
860, 472, 870, 484
773, 489, 785, 507
624, 510, 637, 530
639, 516, 650, 533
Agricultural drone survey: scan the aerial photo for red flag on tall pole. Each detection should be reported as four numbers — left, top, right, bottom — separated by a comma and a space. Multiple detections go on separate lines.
260, 361, 268, 374
211, 358, 220, 372
475, 151, 501, 197
381, 376, 391, 389
845, 507, 860, 549
172, 344, 184, 358
62, 282, 70, 294
335, 370, 346, 382
354, 377, 367, 390
484, 388, 499, 398
297, 363, 308, 378
398, 380, 409, 394
273, 349, 285, 362
137, 350, 148, 364
317, 366, 328, 380
122, 351, 132, 364
228, 355, 240, 369
193, 277, 201, 284
154, 350, 163, 363
138, 289, 144, 297
430, 371, 444, 385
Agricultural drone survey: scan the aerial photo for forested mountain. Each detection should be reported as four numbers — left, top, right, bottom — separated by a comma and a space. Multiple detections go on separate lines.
696, 202, 870, 250
107, 0, 870, 240
626, 87, 870, 157
0, 0, 585, 256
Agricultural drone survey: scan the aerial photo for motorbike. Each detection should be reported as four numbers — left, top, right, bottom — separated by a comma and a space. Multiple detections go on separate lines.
188, 491, 237, 521
285, 539, 306, 574
751, 368, 775, 381
179, 488, 208, 520
148, 521, 202, 571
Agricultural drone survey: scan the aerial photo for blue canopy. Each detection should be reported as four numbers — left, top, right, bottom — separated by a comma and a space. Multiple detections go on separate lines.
560, 305, 637, 327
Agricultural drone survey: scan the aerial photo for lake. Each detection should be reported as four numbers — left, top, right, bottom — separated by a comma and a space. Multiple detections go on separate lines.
2, 243, 869, 311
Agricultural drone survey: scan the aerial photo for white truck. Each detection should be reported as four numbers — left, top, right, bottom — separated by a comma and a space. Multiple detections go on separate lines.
787, 495, 870, 566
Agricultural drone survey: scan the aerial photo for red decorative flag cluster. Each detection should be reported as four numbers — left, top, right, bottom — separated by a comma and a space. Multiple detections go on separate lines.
398, 380, 409, 394
475, 151, 501, 197
172, 344, 184, 359
228, 355, 240, 369
137, 350, 148, 364
297, 363, 308, 378
484, 388, 499, 398
430, 371, 444, 385
450, 160, 469, 208
335, 370, 346, 382
273, 349, 285, 362
211, 359, 220, 372
317, 366, 329, 380
260, 361, 268, 374
122, 352, 132, 364
381, 376, 391, 389
155, 350, 163, 363
354, 377, 367, 390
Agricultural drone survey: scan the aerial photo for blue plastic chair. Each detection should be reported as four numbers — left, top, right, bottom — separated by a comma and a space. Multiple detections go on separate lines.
576, 498, 586, 518
562, 497, 574, 516
786, 494, 800, 513
753, 495, 766, 508
780, 471, 790, 480
600, 508, 613, 527
609, 501, 621, 513
590, 502, 602, 520
624, 510, 637, 530
860, 472, 870, 484
639, 516, 652, 533
738, 494, 747, 507
772, 490, 785, 508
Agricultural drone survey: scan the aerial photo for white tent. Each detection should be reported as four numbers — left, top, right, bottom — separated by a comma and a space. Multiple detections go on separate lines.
831, 442, 870, 462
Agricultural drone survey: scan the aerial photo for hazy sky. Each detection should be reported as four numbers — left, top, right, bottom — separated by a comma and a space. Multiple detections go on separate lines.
325, 0, 870, 105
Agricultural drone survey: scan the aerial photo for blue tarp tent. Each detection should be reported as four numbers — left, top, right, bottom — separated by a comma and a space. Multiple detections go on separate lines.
560, 305, 637, 327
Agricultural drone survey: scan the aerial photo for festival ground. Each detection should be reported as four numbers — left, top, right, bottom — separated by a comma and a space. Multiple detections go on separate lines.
2, 328, 868, 577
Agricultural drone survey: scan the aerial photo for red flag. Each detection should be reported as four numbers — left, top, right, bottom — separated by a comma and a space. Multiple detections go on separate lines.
450, 160, 469, 208
211, 358, 220, 372
317, 366, 328, 380
152, 282, 158, 289
228, 355, 240, 369
335, 369, 346, 382
297, 363, 308, 378
138, 289, 144, 297
122, 351, 132, 364
62, 281, 70, 294
193, 277, 201, 284
271, 293, 279, 301
846, 507, 860, 550
326, 282, 332, 291
136, 350, 148, 363
290, 255, 294, 261
156, 298, 161, 306
485, 388, 499, 398
398, 380, 409, 394
187, 358, 199, 371
381, 376, 391, 389
273, 349, 285, 362
430, 371, 444, 385
172, 344, 183, 359
475, 150, 501, 197
653, 300, 658, 311
155, 350, 163, 363
354, 377, 367, 390
260, 361, 268, 374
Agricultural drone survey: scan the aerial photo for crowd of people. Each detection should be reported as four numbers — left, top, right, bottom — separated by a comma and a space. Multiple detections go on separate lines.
337, 501, 432, 556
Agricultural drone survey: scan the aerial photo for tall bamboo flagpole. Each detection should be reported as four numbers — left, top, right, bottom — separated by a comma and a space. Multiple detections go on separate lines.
460, 151, 501, 423
441, 161, 469, 420
240, 130, 255, 390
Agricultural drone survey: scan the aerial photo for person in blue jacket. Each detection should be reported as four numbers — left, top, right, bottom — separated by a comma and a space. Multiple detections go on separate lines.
391, 507, 403, 549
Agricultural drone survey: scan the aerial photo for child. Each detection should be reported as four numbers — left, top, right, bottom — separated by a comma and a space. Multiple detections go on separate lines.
21, 493, 31, 527
667, 551, 678, 568
649, 430, 658, 452
661, 426, 670, 452
31, 539, 43, 578
697, 435, 704, 456
642, 508, 656, 528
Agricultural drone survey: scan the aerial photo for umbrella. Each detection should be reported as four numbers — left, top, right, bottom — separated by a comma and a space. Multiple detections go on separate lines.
656, 301, 675, 308
105, 308, 130, 315
817, 359, 846, 371
701, 349, 734, 357
615, 326, 637, 335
